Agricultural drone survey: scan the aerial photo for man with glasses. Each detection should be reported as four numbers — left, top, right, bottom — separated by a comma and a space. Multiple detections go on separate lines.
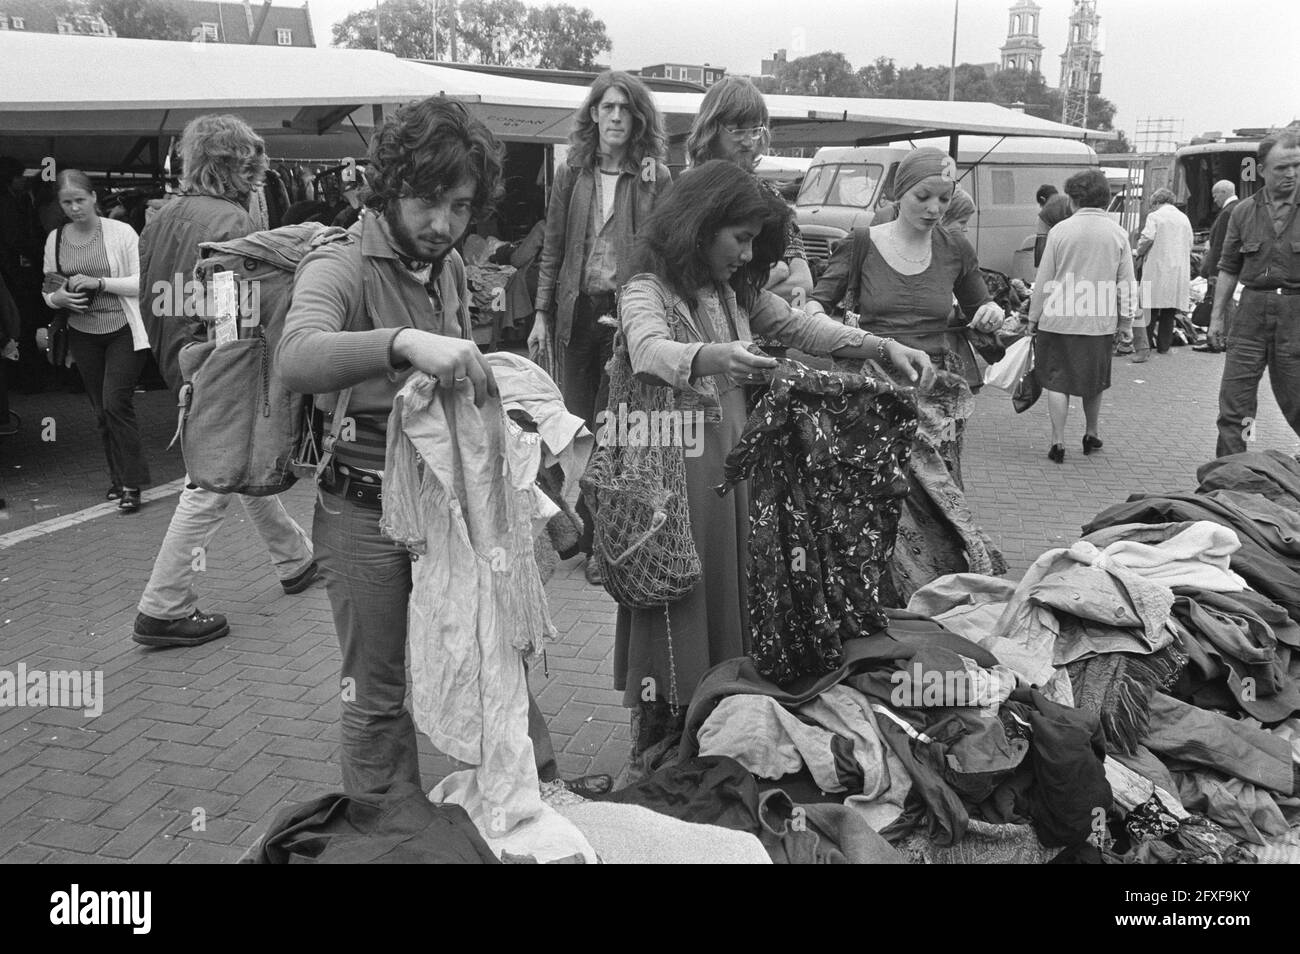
685, 76, 820, 310
529, 71, 673, 586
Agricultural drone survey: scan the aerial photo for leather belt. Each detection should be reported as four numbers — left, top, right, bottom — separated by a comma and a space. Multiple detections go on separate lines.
320, 461, 384, 510
1244, 286, 1300, 296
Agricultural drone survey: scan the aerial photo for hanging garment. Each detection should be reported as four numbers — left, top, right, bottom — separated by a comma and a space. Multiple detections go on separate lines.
382, 369, 588, 859
883, 368, 1006, 604
718, 358, 918, 685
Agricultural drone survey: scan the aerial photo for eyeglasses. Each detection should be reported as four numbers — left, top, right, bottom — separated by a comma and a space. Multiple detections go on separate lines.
723, 125, 769, 143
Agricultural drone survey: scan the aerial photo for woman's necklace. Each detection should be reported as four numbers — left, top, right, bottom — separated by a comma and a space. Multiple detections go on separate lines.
64, 220, 101, 247
885, 226, 931, 265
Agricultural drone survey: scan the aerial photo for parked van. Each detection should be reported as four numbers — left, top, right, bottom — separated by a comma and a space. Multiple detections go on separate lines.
794, 136, 1098, 281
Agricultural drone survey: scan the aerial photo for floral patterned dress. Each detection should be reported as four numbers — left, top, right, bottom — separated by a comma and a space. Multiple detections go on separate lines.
719, 359, 919, 685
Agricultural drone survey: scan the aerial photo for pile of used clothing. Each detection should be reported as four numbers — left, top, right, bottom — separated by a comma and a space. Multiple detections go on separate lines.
619, 450, 1300, 863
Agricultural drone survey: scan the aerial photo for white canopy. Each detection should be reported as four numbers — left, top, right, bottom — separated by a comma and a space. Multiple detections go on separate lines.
0, 31, 1112, 171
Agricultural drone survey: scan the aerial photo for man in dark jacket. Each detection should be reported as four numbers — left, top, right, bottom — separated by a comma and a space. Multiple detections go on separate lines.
132, 114, 317, 648
528, 71, 673, 585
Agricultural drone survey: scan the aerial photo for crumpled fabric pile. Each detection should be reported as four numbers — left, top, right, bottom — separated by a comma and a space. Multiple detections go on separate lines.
627, 450, 1300, 862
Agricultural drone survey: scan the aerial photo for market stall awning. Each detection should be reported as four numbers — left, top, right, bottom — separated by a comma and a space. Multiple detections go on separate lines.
0, 31, 1113, 172
0, 32, 482, 169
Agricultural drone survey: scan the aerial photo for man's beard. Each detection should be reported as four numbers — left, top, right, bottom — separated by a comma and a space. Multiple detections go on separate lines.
384, 204, 455, 265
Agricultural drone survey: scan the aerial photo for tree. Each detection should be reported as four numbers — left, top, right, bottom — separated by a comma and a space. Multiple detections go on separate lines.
330, 0, 609, 71
93, 0, 191, 41
766, 51, 865, 97
457, 0, 532, 66
525, 4, 610, 70
1095, 130, 1133, 154
331, 0, 444, 58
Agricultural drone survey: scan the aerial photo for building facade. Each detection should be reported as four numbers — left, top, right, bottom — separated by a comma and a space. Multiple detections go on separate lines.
0, 0, 315, 46
640, 62, 726, 87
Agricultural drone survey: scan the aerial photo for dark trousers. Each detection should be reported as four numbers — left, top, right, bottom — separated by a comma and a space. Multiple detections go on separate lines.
562, 291, 616, 555
313, 493, 559, 794
66, 324, 150, 487
1147, 307, 1177, 353
1216, 291, 1300, 457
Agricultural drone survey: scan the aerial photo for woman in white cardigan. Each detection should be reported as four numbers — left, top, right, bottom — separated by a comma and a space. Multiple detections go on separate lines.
42, 170, 152, 512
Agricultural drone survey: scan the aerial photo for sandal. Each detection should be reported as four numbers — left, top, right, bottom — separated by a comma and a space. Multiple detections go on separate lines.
118, 489, 141, 514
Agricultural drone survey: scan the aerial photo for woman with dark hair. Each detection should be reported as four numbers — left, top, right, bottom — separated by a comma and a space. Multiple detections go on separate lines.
1035, 193, 1073, 268
615, 159, 933, 767
1029, 167, 1138, 462
41, 169, 151, 510
530, 70, 673, 584
686, 76, 818, 309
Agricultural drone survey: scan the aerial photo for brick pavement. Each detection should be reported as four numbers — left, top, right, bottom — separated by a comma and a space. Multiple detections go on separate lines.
0, 346, 1294, 863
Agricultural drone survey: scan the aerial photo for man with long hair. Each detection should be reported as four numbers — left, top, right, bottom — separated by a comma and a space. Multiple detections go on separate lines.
528, 70, 673, 585
278, 96, 565, 794
132, 114, 318, 648
686, 76, 819, 310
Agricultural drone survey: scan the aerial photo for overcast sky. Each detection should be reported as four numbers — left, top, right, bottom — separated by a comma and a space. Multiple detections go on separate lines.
307, 0, 1298, 145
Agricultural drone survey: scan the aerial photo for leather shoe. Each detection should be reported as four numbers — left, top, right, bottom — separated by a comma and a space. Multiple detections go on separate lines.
1048, 443, 1065, 464
281, 561, 319, 595
1082, 434, 1103, 455
133, 609, 230, 647
584, 556, 603, 586
118, 489, 141, 513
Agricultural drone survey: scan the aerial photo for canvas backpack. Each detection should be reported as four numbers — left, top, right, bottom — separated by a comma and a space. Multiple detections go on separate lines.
172, 222, 353, 496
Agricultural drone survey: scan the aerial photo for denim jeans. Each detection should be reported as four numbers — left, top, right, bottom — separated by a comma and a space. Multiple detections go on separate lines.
137, 482, 315, 619
1144, 691, 1294, 794
67, 325, 150, 488
1216, 290, 1300, 457
313, 492, 558, 794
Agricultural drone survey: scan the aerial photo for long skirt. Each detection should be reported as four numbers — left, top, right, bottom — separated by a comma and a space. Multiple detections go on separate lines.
613, 386, 750, 714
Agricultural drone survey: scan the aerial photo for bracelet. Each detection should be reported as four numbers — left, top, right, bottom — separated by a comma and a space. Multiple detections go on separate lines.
98, 278, 105, 292
875, 336, 895, 362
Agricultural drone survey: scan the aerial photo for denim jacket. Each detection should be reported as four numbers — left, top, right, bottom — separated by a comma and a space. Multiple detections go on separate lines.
618, 273, 869, 423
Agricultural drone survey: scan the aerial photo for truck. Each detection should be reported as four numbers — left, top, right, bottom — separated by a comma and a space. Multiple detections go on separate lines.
793, 135, 1099, 281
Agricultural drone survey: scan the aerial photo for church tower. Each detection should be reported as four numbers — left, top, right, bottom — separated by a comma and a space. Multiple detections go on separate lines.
999, 1, 1044, 73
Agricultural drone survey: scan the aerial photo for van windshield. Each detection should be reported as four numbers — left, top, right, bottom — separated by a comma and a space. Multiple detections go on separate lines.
796, 163, 883, 209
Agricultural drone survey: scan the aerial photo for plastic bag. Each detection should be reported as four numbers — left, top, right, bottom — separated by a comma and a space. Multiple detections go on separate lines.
982, 334, 1032, 390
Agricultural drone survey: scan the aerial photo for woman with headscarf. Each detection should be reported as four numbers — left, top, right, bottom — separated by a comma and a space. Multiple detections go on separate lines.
812, 147, 1007, 603
1029, 168, 1138, 462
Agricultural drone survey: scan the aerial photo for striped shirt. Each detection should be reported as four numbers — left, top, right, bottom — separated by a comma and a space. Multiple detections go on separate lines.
56, 224, 128, 336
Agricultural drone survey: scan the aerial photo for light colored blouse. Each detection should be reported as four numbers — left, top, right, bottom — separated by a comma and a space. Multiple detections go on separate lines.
42, 216, 149, 351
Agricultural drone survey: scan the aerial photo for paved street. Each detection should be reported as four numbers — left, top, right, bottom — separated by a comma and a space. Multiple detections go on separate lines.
0, 346, 1295, 863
